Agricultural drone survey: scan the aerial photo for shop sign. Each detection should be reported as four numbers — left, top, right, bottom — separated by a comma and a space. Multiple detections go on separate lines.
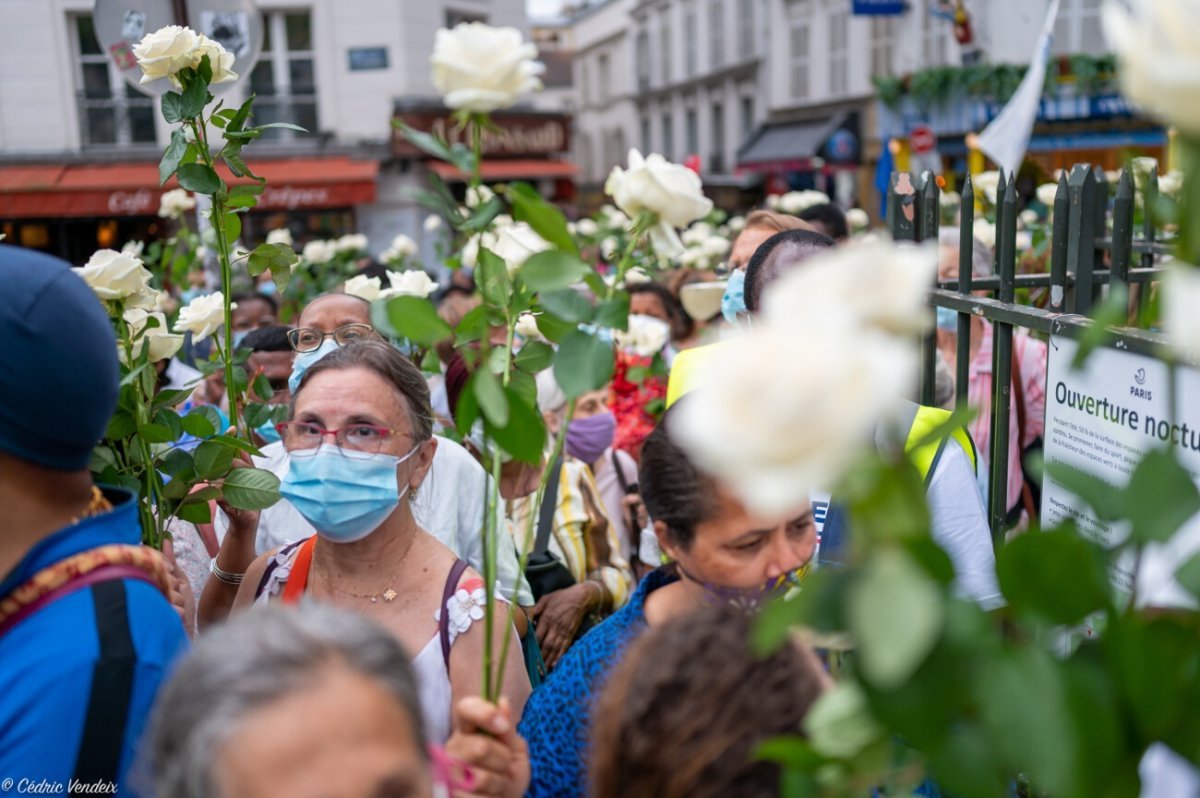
107, 189, 157, 215
852, 0, 907, 14
392, 111, 570, 158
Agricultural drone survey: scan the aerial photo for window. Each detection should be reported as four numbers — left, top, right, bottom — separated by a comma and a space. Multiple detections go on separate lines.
737, 0, 755, 59
684, 3, 698, 77
709, 0, 725, 70
660, 14, 672, 84
685, 107, 698, 156
581, 60, 591, 105
640, 114, 652, 152
829, 7, 848, 94
597, 53, 611, 104
636, 30, 651, 90
251, 12, 318, 141
1054, 0, 1105, 56
445, 10, 487, 27
922, 1, 948, 68
787, 0, 811, 100
661, 112, 674, 160
710, 101, 725, 173
579, 132, 594, 181
871, 16, 896, 77
740, 95, 754, 140
72, 14, 157, 148
608, 128, 627, 170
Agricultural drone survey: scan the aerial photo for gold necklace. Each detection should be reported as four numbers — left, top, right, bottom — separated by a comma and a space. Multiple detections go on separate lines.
69, 487, 112, 526
313, 531, 417, 604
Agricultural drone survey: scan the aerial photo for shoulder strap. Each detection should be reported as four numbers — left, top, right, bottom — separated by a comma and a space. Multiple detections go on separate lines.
534, 457, 564, 557
281, 536, 318, 605
0, 563, 156, 639
611, 449, 633, 495
439, 558, 471, 669
72, 579, 136, 787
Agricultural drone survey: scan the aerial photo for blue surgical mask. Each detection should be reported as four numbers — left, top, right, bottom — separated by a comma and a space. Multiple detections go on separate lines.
936, 306, 958, 332
232, 329, 249, 347
259, 280, 278, 296
288, 338, 339, 394
721, 269, 747, 324
256, 418, 282, 444
280, 444, 421, 543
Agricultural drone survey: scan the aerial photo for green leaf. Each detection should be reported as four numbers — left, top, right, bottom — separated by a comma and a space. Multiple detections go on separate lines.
139, 423, 176, 444
159, 128, 188, 186
755, 736, 824, 770
395, 122, 456, 162
487, 387, 546, 465
847, 548, 944, 690
159, 447, 195, 480
161, 91, 185, 124
222, 151, 261, 181
461, 197, 506, 234
194, 439, 236, 479
553, 330, 614, 399
153, 408, 184, 441
152, 387, 195, 409
250, 122, 308, 133
996, 525, 1112, 624
539, 288, 593, 324
1124, 448, 1200, 543
535, 311, 574, 343
455, 305, 489, 346
803, 682, 883, 759
176, 501, 213, 525
380, 295, 453, 346
1175, 551, 1200, 600
106, 412, 136, 440
229, 183, 265, 198
477, 248, 513, 309
222, 210, 242, 245
225, 193, 258, 209
514, 340, 554, 373
594, 294, 630, 331
176, 163, 222, 194
454, 378, 481, 438
222, 466, 281, 510
180, 72, 209, 119
208, 433, 262, 456
472, 368, 509, 427
517, 250, 590, 293
508, 182, 579, 256
252, 372, 275, 402
243, 402, 274, 429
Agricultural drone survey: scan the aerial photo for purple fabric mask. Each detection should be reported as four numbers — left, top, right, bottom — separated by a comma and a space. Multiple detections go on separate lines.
566, 412, 616, 464
678, 563, 811, 611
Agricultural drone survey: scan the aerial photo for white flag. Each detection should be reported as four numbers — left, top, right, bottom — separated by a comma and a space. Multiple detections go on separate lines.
976, 0, 1061, 179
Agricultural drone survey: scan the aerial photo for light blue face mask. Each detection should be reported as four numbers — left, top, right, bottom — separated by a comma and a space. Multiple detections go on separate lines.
256, 417, 282, 444
280, 444, 420, 543
936, 306, 959, 332
288, 338, 339, 394
259, 280, 278, 296
232, 329, 249, 348
721, 269, 747, 324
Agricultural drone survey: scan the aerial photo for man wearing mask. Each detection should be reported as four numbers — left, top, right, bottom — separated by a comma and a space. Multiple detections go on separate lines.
240, 324, 294, 447
0, 246, 188, 791
719, 210, 815, 326
199, 292, 533, 628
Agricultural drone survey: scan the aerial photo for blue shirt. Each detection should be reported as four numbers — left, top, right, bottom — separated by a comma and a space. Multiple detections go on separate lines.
0, 489, 188, 796
519, 567, 677, 798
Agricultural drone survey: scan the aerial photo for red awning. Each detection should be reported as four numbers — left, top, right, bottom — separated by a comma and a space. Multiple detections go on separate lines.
0, 157, 379, 219
429, 159, 578, 182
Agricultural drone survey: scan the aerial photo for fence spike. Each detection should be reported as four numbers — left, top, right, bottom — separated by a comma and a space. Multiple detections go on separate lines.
1111, 168, 1135, 293
1050, 170, 1070, 312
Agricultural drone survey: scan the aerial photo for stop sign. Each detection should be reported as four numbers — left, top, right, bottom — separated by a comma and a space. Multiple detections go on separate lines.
910, 125, 937, 155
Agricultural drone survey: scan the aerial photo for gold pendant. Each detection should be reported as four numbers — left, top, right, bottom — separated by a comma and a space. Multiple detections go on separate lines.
382, 589, 398, 602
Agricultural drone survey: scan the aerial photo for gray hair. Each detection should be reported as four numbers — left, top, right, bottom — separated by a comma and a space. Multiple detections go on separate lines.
144, 604, 426, 798
938, 228, 994, 280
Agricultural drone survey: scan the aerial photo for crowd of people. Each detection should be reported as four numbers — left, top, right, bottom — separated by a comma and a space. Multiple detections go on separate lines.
0, 199, 1049, 798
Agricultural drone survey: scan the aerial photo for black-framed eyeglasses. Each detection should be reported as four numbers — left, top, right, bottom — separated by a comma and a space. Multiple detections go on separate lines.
276, 421, 409, 455
286, 323, 378, 353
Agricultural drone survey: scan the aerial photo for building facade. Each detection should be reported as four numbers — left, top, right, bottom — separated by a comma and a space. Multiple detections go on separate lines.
0, 0, 576, 267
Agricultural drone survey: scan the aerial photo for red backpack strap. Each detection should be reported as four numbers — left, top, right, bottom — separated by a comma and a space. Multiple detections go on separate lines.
281, 536, 318, 605
438, 559, 471, 670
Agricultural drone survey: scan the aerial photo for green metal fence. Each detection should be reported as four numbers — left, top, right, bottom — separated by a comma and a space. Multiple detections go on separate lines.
888, 165, 1174, 544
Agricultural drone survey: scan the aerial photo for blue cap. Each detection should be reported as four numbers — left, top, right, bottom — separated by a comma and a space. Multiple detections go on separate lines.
0, 246, 119, 470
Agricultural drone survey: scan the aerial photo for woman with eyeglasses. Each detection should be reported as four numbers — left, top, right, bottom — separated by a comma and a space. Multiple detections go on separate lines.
224, 338, 531, 755
198, 293, 534, 632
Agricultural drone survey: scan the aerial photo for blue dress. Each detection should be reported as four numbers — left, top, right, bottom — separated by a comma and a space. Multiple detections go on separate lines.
0, 489, 189, 796
519, 567, 678, 798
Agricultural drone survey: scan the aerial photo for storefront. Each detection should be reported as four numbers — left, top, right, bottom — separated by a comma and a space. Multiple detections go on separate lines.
0, 156, 379, 264
736, 109, 864, 207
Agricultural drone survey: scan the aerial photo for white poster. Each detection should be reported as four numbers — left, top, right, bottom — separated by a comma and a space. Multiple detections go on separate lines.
1042, 336, 1200, 609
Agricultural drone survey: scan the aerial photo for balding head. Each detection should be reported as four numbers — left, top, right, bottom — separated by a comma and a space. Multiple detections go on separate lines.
743, 229, 836, 314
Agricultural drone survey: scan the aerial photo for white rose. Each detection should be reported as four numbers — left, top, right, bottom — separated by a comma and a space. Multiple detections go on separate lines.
174, 292, 231, 342
302, 239, 335, 264
972, 171, 1000, 204
846, 208, 870, 232
430, 22, 545, 113
602, 206, 630, 229
1018, 209, 1039, 228
1036, 183, 1059, 207
972, 217, 997, 251
515, 312, 545, 341
939, 191, 961, 209
266, 228, 293, 248
336, 234, 369, 254
679, 248, 705, 269
600, 237, 619, 261
1131, 157, 1159, 177
622, 267, 652, 286
121, 240, 145, 258
1164, 265, 1200, 362
466, 184, 496, 209
343, 275, 384, 302
681, 222, 714, 247
778, 190, 829, 215
614, 313, 671, 357
424, 215, 443, 232
576, 218, 599, 237
384, 269, 438, 298
74, 249, 154, 302
765, 194, 782, 211
605, 149, 714, 260
492, 221, 552, 274
390, 234, 418, 259
158, 188, 196, 220
134, 26, 237, 89
672, 325, 916, 516
701, 236, 731, 259
761, 239, 937, 336
123, 308, 184, 362
728, 215, 747, 233
195, 245, 210, 262
1158, 170, 1185, 198
1103, 0, 1200, 135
